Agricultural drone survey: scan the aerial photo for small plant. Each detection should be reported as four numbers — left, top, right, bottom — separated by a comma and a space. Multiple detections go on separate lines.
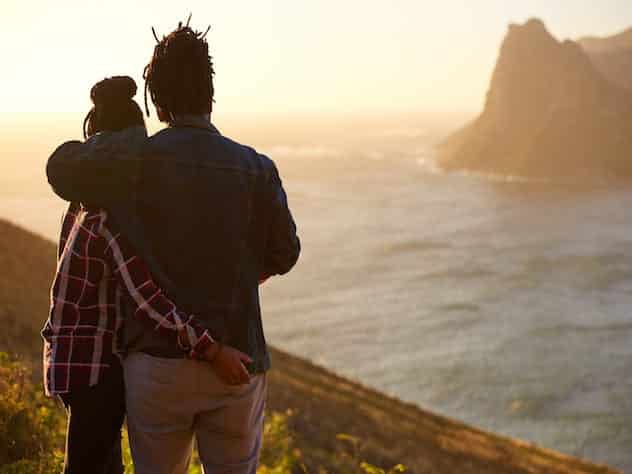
359, 462, 407, 474
258, 410, 303, 474
336, 432, 407, 474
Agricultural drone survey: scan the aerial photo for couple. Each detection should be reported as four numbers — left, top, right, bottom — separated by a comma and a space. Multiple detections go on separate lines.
41, 21, 300, 474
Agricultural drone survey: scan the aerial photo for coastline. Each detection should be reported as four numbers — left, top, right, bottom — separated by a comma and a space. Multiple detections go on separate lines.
0, 218, 621, 473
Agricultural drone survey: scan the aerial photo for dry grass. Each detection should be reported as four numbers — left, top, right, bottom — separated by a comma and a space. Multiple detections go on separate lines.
266, 348, 620, 473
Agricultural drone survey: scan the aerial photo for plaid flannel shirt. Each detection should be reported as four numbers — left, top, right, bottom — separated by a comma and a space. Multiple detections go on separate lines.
42, 203, 214, 395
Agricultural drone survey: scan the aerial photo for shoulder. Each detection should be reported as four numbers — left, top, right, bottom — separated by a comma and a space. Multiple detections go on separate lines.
76, 207, 111, 240
207, 132, 278, 177
84, 207, 108, 227
222, 136, 274, 169
61, 207, 106, 245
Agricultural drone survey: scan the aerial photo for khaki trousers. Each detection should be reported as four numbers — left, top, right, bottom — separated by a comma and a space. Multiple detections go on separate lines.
124, 353, 266, 474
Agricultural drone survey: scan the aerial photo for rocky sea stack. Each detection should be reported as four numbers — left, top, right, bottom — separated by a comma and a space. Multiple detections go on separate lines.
439, 19, 632, 178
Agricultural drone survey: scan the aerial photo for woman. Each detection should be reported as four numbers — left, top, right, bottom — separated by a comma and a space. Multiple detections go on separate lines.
41, 76, 247, 474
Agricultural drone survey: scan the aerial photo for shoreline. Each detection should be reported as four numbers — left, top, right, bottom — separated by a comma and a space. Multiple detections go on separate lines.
0, 217, 622, 473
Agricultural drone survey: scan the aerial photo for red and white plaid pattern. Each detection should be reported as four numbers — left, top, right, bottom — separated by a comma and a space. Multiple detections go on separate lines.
42, 203, 213, 395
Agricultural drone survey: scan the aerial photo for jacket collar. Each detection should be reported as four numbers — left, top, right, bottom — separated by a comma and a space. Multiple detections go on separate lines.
169, 114, 220, 134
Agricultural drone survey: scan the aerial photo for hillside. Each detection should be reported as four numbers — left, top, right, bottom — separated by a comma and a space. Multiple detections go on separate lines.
0, 219, 56, 367
439, 18, 632, 178
579, 28, 632, 90
0, 218, 620, 473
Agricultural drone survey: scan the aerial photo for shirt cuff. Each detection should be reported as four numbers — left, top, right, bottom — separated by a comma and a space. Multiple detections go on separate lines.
189, 330, 214, 360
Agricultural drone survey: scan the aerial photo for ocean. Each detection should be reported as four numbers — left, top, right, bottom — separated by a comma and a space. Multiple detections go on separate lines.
2, 122, 631, 471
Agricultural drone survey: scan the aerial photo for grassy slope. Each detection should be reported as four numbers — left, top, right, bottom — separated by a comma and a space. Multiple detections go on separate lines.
0, 219, 57, 368
0, 218, 620, 474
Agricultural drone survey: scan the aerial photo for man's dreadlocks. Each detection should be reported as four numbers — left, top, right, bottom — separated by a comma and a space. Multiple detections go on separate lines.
143, 19, 214, 121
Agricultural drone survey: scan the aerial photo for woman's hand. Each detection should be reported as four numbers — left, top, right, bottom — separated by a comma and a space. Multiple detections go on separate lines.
201, 343, 252, 385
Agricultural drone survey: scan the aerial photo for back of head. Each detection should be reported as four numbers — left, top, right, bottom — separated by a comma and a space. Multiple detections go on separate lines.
83, 76, 146, 138
144, 21, 214, 122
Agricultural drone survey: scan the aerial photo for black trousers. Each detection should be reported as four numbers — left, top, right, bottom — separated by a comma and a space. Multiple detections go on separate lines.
59, 359, 126, 474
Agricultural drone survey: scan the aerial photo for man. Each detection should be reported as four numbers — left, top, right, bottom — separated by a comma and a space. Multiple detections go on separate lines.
46, 22, 300, 474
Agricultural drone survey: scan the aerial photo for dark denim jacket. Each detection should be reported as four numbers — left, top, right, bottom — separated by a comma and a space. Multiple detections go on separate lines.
46, 120, 300, 373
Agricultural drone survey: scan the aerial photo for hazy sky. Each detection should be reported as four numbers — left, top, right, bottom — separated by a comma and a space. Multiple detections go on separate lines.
3, 0, 632, 120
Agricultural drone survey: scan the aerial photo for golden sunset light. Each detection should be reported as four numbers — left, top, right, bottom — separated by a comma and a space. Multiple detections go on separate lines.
2, 1, 632, 473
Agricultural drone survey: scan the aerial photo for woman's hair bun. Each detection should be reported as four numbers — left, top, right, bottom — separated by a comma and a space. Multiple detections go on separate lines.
90, 76, 137, 105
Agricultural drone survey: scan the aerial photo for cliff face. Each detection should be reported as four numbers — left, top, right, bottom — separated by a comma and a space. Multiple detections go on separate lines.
439, 19, 632, 178
579, 28, 632, 90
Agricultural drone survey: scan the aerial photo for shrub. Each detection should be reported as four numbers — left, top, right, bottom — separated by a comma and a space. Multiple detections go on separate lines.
0, 352, 65, 474
0, 355, 404, 474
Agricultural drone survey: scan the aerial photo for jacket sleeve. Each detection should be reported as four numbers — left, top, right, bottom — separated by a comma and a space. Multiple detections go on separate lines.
261, 160, 301, 279
98, 213, 214, 359
46, 132, 142, 207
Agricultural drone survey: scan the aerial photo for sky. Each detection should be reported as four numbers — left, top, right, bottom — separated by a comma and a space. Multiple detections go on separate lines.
2, 0, 632, 125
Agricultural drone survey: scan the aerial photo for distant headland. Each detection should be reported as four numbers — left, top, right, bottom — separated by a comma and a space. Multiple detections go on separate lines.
438, 18, 632, 179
